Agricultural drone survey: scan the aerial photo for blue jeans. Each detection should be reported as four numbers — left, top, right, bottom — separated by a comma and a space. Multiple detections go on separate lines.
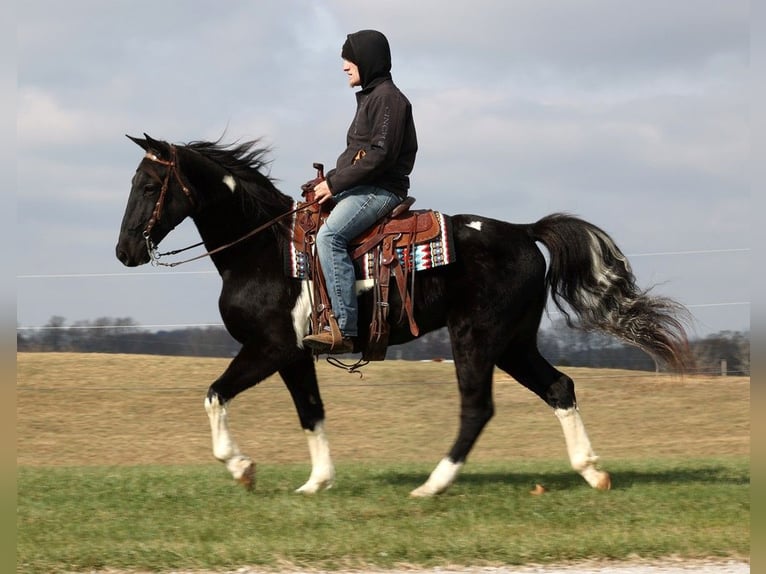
316, 185, 401, 337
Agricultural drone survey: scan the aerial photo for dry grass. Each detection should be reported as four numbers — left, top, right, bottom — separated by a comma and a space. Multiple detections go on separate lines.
16, 353, 749, 468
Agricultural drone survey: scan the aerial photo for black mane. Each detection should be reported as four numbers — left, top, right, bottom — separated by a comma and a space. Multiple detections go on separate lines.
184, 138, 292, 215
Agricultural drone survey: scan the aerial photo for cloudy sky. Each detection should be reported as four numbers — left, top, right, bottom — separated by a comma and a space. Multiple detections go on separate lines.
17, 0, 749, 339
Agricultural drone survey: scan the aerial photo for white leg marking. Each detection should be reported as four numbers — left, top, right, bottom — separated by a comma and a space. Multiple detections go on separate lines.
223, 175, 237, 192
204, 395, 255, 484
466, 220, 483, 231
410, 457, 464, 497
555, 407, 611, 489
295, 420, 335, 493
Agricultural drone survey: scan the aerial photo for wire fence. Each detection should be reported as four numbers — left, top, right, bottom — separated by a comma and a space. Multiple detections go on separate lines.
15, 245, 751, 332
17, 364, 750, 396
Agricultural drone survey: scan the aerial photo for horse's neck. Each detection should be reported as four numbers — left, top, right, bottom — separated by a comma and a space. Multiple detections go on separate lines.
191, 196, 290, 276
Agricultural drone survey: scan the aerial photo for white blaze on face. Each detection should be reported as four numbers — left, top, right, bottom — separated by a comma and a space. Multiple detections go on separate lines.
223, 175, 237, 192
466, 221, 483, 231
290, 279, 376, 347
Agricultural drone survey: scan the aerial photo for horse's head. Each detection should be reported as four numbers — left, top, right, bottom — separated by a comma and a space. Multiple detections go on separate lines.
116, 134, 198, 266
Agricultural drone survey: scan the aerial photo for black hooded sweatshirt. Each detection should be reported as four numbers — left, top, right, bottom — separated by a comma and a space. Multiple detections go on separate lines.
325, 30, 418, 199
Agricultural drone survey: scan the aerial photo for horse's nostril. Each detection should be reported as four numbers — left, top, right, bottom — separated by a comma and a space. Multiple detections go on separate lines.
116, 245, 139, 266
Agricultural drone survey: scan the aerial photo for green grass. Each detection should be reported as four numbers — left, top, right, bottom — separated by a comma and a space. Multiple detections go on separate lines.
17, 458, 749, 573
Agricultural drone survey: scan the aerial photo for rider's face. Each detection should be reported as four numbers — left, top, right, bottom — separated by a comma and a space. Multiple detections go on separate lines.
342, 59, 361, 88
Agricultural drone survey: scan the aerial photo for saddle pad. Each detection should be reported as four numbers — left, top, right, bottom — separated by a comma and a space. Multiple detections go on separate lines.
286, 206, 455, 280
357, 211, 455, 280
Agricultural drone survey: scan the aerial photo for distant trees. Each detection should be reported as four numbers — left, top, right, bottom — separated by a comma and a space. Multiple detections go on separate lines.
17, 316, 239, 357
17, 316, 750, 375
536, 320, 657, 371
691, 330, 750, 376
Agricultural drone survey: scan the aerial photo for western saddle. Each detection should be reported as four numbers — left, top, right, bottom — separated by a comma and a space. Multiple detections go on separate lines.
292, 164, 443, 361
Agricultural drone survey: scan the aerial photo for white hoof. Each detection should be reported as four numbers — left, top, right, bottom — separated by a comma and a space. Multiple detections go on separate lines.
582, 467, 611, 490
410, 458, 463, 498
226, 455, 256, 491
295, 476, 334, 494
409, 483, 441, 498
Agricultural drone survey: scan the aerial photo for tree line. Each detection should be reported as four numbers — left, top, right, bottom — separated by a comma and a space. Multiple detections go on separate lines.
17, 315, 750, 376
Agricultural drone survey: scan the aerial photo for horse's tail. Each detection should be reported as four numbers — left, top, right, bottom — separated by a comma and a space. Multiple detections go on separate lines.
529, 213, 693, 373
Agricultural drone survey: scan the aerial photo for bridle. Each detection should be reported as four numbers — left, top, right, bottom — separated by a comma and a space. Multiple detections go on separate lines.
140, 147, 318, 267
141, 145, 196, 255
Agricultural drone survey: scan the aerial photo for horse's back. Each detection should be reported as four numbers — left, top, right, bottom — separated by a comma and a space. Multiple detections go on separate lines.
424, 214, 549, 337
449, 214, 545, 277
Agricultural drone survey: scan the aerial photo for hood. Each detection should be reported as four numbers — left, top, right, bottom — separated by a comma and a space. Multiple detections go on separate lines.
344, 29, 392, 90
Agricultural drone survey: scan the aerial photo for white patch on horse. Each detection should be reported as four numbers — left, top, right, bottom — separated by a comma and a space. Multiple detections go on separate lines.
222, 175, 237, 192
295, 420, 335, 493
410, 457, 464, 497
555, 407, 610, 489
291, 279, 377, 347
466, 221, 483, 231
291, 281, 313, 347
355, 278, 375, 294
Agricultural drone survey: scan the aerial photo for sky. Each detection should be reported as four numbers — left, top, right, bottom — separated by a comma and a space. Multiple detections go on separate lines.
16, 0, 750, 339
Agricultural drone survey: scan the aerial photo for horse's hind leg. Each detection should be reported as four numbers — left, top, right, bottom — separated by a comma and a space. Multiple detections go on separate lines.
411, 344, 496, 497
498, 348, 611, 490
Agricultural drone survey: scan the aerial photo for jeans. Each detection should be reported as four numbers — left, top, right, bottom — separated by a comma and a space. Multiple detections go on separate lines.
316, 185, 401, 337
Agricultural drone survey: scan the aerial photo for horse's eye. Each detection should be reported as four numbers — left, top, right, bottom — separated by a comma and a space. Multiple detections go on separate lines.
143, 184, 157, 196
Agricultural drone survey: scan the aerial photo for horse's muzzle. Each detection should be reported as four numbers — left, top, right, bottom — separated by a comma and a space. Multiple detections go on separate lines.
115, 242, 150, 267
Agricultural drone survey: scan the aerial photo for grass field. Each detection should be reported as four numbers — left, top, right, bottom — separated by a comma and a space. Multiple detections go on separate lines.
16, 353, 750, 573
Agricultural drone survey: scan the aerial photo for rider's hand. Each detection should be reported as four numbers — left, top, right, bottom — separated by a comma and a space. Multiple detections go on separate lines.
313, 180, 334, 205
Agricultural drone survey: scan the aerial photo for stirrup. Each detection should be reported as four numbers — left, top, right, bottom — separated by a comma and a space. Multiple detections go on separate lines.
326, 311, 344, 347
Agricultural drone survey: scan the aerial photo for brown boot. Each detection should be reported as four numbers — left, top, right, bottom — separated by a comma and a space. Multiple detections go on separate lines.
302, 331, 354, 354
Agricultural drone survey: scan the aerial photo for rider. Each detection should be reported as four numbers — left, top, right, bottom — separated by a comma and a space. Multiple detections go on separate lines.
303, 29, 418, 354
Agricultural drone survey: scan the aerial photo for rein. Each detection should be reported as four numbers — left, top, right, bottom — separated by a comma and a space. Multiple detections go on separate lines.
141, 149, 319, 267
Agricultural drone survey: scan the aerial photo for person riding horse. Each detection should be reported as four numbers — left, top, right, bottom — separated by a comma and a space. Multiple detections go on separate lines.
303, 29, 418, 355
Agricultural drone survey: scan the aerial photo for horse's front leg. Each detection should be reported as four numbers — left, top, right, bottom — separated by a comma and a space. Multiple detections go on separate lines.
205, 390, 256, 489
204, 346, 286, 490
280, 358, 335, 493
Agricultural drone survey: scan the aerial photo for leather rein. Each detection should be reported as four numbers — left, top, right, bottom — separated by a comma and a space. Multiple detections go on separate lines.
141, 147, 318, 267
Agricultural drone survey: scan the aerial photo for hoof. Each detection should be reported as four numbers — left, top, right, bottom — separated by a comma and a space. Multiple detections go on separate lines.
581, 466, 611, 490
228, 457, 256, 491
410, 459, 461, 498
409, 484, 439, 498
530, 483, 547, 495
237, 463, 256, 491
295, 478, 333, 494
594, 471, 611, 490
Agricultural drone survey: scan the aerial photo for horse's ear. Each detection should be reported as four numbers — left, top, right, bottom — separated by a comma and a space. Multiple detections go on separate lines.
126, 134, 149, 150
142, 133, 170, 158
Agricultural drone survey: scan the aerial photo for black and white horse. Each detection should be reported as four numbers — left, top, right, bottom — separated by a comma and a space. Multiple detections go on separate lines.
116, 135, 691, 495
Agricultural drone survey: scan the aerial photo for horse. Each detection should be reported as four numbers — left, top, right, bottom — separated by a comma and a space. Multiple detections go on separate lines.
116, 134, 691, 496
